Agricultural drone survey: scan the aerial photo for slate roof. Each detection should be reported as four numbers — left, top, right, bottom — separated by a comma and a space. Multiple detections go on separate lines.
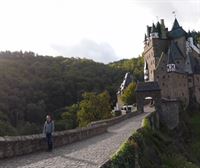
168, 18, 187, 39
135, 81, 160, 92
147, 26, 151, 37
171, 18, 180, 30
156, 52, 165, 69
167, 41, 184, 63
167, 47, 175, 64
151, 23, 157, 33
156, 21, 161, 37
117, 72, 133, 94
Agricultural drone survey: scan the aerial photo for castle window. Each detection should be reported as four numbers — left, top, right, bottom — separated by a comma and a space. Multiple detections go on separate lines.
168, 75, 170, 78
163, 75, 165, 79
162, 83, 165, 86
188, 78, 192, 83
176, 61, 180, 64
182, 93, 184, 96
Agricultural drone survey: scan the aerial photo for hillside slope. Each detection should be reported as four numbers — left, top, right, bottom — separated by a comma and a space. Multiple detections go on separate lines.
0, 51, 143, 136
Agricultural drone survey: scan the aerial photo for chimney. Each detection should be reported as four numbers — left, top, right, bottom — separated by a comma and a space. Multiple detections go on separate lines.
160, 19, 165, 25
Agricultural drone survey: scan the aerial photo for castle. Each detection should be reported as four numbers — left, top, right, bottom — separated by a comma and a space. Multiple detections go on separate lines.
143, 18, 200, 106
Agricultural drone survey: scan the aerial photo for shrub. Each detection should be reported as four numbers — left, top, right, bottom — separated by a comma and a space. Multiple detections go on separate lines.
0, 120, 17, 136
111, 139, 136, 168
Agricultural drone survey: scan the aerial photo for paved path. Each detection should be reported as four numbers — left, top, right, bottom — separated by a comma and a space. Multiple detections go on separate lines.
0, 112, 149, 168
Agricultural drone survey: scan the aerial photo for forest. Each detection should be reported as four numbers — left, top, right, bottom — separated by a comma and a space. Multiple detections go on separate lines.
0, 51, 144, 136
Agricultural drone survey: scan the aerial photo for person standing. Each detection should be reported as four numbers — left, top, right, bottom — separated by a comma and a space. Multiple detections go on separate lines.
43, 115, 55, 151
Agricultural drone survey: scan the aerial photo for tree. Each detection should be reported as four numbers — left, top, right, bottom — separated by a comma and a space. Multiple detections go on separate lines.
0, 51, 127, 135
77, 91, 112, 127
109, 56, 144, 81
0, 121, 17, 136
121, 82, 136, 105
61, 104, 79, 129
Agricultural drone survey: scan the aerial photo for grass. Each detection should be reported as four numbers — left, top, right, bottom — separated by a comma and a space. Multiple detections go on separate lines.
109, 111, 200, 168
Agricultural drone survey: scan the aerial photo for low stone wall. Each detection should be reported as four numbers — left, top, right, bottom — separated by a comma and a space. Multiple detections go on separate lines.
90, 111, 140, 127
99, 112, 156, 168
0, 124, 107, 159
0, 111, 140, 159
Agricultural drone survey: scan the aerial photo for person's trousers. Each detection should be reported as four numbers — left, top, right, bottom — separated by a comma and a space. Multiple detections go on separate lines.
46, 133, 53, 151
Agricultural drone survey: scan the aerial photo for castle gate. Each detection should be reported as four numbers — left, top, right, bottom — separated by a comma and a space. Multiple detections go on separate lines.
135, 81, 161, 129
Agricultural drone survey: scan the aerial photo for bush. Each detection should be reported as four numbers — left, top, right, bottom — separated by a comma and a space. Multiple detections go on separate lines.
111, 139, 136, 168
17, 121, 41, 135
54, 120, 68, 131
78, 91, 112, 127
112, 110, 122, 117
0, 120, 17, 136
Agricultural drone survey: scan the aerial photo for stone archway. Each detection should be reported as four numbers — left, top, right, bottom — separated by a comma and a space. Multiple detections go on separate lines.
135, 81, 161, 113
135, 81, 161, 129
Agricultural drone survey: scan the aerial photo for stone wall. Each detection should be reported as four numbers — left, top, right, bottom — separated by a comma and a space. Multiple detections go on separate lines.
0, 112, 139, 159
160, 99, 180, 130
89, 111, 140, 127
0, 124, 107, 159
99, 112, 157, 168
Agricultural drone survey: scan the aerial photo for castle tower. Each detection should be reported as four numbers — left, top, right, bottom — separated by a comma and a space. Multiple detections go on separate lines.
143, 18, 191, 105
143, 19, 169, 81
150, 23, 159, 39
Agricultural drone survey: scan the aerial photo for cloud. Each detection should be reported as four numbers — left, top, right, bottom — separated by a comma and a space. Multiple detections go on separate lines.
136, 0, 200, 28
51, 39, 119, 64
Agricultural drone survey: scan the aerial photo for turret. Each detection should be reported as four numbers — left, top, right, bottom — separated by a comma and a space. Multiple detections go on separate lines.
160, 19, 167, 39
168, 18, 186, 39
150, 23, 159, 39
144, 34, 147, 45
156, 21, 161, 38
147, 25, 151, 38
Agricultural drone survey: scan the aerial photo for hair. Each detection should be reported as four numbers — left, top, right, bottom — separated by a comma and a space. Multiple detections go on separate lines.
46, 114, 53, 121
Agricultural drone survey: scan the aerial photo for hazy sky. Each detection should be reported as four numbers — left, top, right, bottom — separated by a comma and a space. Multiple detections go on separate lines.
0, 0, 199, 63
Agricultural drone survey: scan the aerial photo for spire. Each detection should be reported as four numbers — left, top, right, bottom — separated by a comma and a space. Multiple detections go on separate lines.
156, 21, 161, 37
187, 30, 192, 37
168, 18, 186, 39
171, 18, 181, 31
147, 26, 151, 37
156, 21, 161, 29
144, 34, 147, 41
151, 23, 157, 33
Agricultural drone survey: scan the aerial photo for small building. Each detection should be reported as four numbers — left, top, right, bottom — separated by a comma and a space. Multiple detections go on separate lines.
116, 72, 133, 110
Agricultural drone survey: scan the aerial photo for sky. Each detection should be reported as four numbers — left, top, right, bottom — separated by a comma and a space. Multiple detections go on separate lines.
0, 0, 199, 63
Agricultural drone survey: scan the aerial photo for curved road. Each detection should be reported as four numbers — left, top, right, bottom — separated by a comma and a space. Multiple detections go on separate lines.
0, 112, 149, 168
